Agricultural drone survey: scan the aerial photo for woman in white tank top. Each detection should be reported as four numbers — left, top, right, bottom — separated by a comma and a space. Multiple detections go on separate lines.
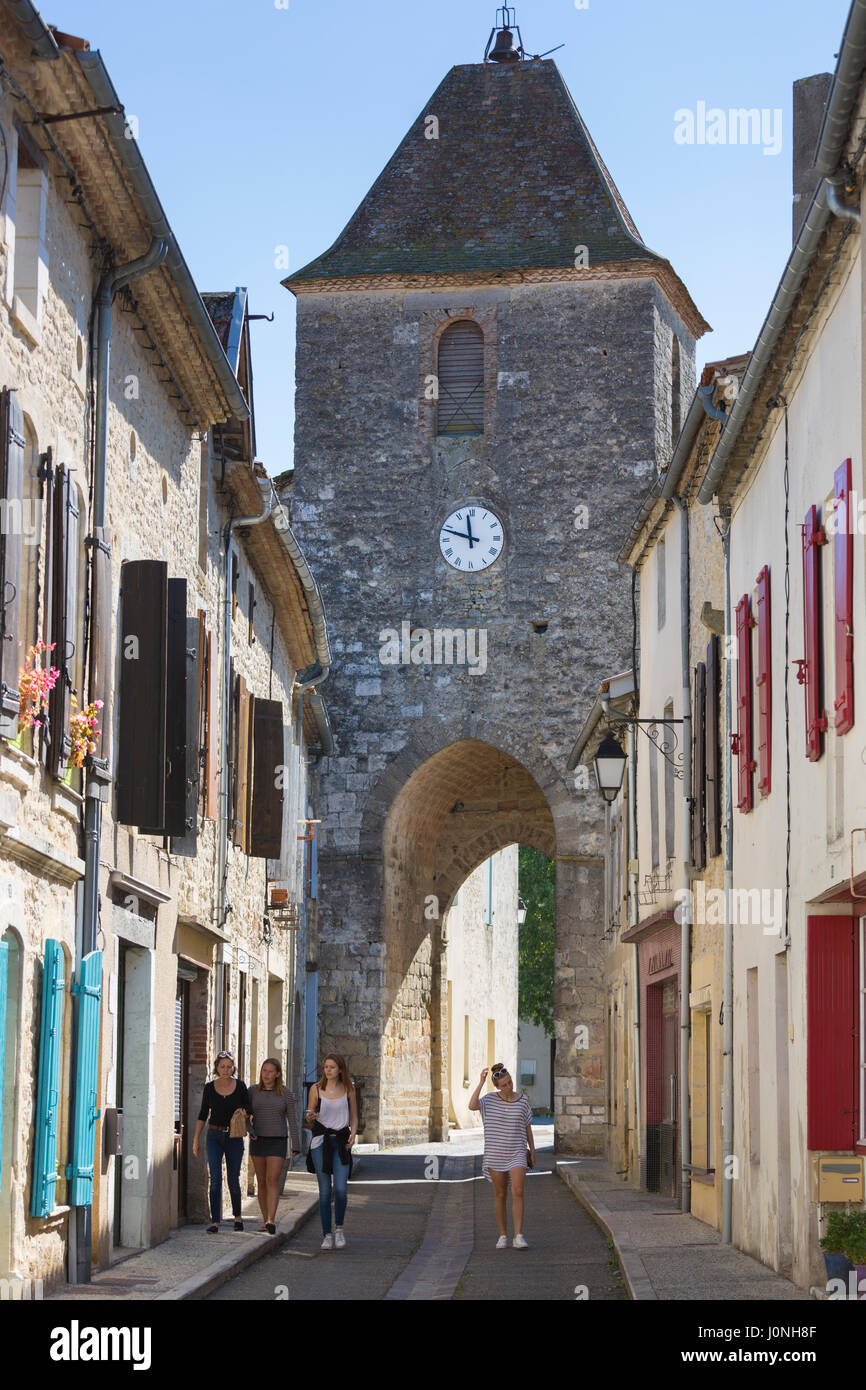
305, 1054, 358, 1250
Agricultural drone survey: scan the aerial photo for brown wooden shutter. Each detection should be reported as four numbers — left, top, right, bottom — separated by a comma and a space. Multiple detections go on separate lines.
47, 465, 79, 776
232, 672, 251, 850
0, 389, 25, 736
437, 320, 484, 434
249, 697, 284, 859
171, 613, 200, 858
205, 627, 219, 817
116, 560, 168, 828
705, 634, 721, 859
162, 578, 188, 838
691, 661, 707, 870
87, 526, 112, 771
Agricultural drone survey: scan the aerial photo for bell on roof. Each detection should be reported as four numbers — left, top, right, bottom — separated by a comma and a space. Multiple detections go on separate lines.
485, 6, 524, 64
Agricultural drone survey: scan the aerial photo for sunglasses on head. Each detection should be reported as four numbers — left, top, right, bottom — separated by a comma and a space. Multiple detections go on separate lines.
492, 1068, 510, 1080
217, 1052, 234, 1061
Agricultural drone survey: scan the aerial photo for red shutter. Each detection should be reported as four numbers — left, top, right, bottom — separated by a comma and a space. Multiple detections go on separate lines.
733, 594, 755, 812
807, 915, 857, 1150
833, 459, 854, 734
755, 565, 772, 797
799, 504, 827, 761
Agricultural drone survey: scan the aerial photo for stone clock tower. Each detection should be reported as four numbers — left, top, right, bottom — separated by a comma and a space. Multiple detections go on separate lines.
283, 29, 707, 1148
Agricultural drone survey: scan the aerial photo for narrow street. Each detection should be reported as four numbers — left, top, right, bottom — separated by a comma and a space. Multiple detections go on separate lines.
207, 1127, 625, 1302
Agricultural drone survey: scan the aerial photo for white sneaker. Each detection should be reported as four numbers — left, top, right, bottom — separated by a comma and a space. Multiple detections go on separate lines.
321, 1234, 334, 1250
513, 1234, 528, 1249
334, 1228, 346, 1248
496, 1235, 508, 1249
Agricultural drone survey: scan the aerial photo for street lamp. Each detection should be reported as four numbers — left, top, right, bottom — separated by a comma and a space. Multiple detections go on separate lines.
593, 732, 628, 803
517, 896, 528, 926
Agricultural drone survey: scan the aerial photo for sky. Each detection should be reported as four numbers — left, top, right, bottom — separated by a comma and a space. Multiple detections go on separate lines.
41, 0, 854, 475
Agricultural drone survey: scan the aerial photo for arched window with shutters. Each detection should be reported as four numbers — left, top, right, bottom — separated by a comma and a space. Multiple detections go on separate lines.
436, 320, 485, 435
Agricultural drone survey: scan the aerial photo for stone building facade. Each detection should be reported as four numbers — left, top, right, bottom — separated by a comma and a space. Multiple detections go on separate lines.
284, 51, 707, 1149
0, 7, 327, 1291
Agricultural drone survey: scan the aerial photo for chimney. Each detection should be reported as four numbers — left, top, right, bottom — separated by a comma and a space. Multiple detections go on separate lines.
792, 73, 833, 242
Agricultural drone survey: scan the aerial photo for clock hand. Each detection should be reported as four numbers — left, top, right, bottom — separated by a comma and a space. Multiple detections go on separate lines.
465, 517, 478, 548
442, 527, 471, 540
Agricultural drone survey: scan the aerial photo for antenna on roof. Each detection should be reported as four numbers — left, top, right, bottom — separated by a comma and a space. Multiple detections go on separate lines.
484, 6, 524, 64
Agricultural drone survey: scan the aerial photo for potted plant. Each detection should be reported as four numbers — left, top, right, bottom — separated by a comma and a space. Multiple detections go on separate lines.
67, 696, 103, 769
17, 641, 59, 739
820, 1210, 866, 1295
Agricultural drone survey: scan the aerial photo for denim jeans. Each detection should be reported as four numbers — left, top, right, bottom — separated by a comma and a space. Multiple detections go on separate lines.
310, 1139, 349, 1234
206, 1129, 244, 1222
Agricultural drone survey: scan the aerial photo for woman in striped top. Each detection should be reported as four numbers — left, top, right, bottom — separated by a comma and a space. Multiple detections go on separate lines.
469, 1063, 535, 1250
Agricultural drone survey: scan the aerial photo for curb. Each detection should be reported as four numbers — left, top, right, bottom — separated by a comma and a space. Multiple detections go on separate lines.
155, 1189, 320, 1300
554, 1161, 656, 1301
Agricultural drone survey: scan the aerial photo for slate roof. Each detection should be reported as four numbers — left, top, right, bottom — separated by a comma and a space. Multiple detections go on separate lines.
287, 59, 660, 284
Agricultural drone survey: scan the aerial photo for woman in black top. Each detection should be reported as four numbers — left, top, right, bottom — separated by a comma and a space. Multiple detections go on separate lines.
192, 1051, 250, 1234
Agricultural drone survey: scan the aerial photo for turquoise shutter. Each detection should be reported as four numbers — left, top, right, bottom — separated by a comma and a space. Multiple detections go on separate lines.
31, 939, 65, 1218
0, 941, 8, 1193
69, 950, 102, 1207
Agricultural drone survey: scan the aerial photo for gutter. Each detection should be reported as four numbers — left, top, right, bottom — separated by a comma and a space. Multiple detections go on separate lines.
698, 0, 866, 506
6, 0, 59, 59
74, 51, 250, 424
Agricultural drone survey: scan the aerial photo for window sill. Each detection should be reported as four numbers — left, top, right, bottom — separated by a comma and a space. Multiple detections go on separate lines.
11, 294, 41, 346
0, 740, 37, 792
52, 779, 83, 823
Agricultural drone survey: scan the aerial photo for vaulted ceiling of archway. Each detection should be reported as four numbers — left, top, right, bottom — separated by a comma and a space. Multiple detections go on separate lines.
383, 739, 556, 886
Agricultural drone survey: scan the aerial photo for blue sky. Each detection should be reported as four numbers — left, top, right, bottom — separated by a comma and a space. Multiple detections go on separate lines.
44, 0, 852, 473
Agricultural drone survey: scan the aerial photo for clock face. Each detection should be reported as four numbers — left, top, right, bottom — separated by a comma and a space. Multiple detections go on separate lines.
438, 506, 504, 572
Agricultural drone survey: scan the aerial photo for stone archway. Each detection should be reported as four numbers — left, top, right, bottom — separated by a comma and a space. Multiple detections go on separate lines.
314, 726, 607, 1152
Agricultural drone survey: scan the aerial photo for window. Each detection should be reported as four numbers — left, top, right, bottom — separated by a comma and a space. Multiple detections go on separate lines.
520, 1059, 537, 1088
671, 336, 681, 446
436, 320, 484, 435
691, 663, 707, 870
231, 549, 239, 620
833, 460, 854, 734
706, 636, 722, 857
649, 733, 660, 870
238, 971, 247, 1080
9, 134, 48, 341
734, 593, 755, 812
221, 962, 232, 1055
657, 538, 666, 630
755, 566, 772, 797
801, 504, 827, 761
247, 582, 256, 645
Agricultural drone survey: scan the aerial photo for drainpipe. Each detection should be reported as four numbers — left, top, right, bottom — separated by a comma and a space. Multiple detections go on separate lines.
673, 496, 692, 1215
627, 721, 641, 1172
74, 239, 168, 1286
217, 487, 273, 934
719, 507, 734, 1245
823, 176, 862, 225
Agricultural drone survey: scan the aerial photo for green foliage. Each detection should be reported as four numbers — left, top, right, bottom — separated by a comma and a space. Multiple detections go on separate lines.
518, 845, 555, 1037
820, 1209, 866, 1264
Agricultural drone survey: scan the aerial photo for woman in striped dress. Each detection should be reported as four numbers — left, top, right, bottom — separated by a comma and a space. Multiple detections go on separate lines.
469, 1063, 535, 1249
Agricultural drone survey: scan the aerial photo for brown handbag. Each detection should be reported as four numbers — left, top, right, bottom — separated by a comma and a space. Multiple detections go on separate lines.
229, 1108, 248, 1140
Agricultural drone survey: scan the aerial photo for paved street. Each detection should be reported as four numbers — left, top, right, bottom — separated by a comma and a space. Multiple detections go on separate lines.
207, 1126, 626, 1302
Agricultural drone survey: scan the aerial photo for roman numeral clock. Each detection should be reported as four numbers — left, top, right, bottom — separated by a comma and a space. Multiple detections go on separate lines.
438, 505, 505, 571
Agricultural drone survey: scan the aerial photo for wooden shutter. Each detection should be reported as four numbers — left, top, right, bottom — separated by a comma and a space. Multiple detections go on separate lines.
733, 594, 755, 813
833, 459, 854, 734
800, 504, 827, 761
47, 465, 79, 775
755, 565, 772, 797
205, 628, 219, 817
706, 635, 721, 858
116, 560, 168, 829
69, 949, 102, 1207
233, 673, 251, 850
249, 697, 284, 859
162, 578, 188, 839
31, 939, 65, 1218
171, 615, 201, 858
87, 526, 112, 771
807, 915, 857, 1150
0, 389, 25, 736
309, 819, 318, 900
437, 320, 484, 434
691, 661, 706, 869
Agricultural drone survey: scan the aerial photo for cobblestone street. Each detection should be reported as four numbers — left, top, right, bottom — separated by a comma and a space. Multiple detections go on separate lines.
207, 1127, 626, 1302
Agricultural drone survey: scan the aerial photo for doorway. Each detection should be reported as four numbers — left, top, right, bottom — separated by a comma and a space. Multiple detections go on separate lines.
174, 970, 195, 1224
646, 977, 679, 1197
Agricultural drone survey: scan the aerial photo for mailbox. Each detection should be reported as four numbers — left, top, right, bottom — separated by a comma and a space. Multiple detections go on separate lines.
103, 1107, 123, 1159
815, 1156, 864, 1202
